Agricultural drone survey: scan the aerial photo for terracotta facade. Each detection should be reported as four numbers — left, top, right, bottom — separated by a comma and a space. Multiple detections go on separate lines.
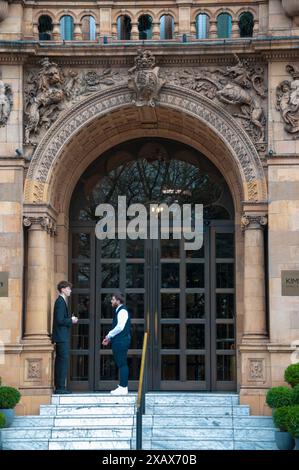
0, 0, 299, 415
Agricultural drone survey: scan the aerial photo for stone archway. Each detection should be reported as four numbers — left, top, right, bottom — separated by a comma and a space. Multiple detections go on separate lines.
22, 84, 268, 400
24, 84, 267, 209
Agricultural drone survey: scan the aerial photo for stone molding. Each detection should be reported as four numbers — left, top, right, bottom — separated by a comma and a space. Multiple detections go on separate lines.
23, 215, 57, 236
24, 84, 267, 205
241, 214, 268, 230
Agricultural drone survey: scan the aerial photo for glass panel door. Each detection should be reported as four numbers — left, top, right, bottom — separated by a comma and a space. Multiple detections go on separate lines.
210, 224, 236, 390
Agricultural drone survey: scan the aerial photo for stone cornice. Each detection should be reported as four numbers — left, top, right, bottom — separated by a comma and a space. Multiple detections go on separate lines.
1, 37, 299, 65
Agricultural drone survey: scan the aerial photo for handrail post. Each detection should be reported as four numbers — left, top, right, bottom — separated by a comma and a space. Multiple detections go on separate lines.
136, 332, 148, 450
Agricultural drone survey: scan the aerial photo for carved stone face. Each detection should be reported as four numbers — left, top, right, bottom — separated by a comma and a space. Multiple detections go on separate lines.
46, 65, 62, 86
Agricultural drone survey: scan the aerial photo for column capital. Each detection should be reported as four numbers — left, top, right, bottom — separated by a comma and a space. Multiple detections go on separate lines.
23, 215, 57, 236
241, 214, 268, 230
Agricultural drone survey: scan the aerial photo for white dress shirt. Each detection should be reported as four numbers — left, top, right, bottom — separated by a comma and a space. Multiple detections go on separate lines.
107, 305, 128, 339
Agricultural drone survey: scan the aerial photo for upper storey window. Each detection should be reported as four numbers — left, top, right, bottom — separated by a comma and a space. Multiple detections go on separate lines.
217, 13, 232, 38
160, 15, 174, 39
239, 12, 254, 37
82, 15, 96, 40
117, 15, 132, 40
196, 13, 209, 39
138, 15, 153, 40
60, 15, 74, 40
38, 15, 53, 40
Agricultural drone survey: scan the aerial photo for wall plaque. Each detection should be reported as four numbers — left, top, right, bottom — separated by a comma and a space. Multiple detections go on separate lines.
282, 270, 299, 296
0, 272, 8, 297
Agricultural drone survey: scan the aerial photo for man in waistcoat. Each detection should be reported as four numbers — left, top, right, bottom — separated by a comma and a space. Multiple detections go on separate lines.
102, 292, 131, 395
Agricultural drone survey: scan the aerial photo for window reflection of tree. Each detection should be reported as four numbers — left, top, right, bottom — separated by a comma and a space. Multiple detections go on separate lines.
77, 160, 227, 221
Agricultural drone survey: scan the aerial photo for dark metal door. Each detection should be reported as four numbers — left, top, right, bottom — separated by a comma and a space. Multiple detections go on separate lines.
69, 222, 236, 391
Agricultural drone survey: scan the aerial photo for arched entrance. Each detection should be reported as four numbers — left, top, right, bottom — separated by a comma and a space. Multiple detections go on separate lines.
69, 138, 235, 391
22, 84, 267, 402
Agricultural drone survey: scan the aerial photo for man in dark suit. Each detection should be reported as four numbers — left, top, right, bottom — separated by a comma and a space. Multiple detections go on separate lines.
52, 280, 78, 394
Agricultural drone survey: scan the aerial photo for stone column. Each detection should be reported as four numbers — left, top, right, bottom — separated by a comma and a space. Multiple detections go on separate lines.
232, 20, 240, 38
131, 22, 139, 40
23, 215, 57, 341
73, 22, 82, 40
209, 20, 218, 39
241, 214, 268, 341
52, 22, 60, 41
152, 22, 160, 40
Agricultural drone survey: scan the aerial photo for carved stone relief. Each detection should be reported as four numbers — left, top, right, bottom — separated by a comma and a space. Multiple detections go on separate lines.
0, 78, 13, 126
276, 65, 299, 135
162, 54, 267, 151
24, 57, 125, 146
128, 49, 166, 106
248, 358, 265, 381
25, 358, 42, 380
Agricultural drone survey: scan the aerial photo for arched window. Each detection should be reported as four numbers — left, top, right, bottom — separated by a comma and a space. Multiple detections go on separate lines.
196, 13, 209, 39
239, 12, 254, 37
82, 16, 96, 40
138, 15, 153, 40
217, 13, 232, 38
60, 15, 74, 40
117, 15, 132, 40
38, 15, 53, 40
160, 15, 174, 40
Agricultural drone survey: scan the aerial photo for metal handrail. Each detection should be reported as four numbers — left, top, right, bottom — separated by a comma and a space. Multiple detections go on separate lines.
136, 331, 149, 450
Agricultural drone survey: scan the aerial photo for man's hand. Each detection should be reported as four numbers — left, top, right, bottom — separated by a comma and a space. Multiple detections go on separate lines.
71, 315, 78, 324
102, 336, 110, 346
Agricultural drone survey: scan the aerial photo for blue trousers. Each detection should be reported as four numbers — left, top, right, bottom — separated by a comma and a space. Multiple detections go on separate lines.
112, 338, 130, 387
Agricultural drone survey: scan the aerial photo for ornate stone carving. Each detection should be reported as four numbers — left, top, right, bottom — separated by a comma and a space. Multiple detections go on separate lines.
276, 65, 299, 135
26, 358, 42, 380
163, 55, 267, 146
0, 79, 13, 126
248, 359, 264, 380
0, 1, 9, 23
241, 214, 268, 230
23, 215, 57, 236
25, 86, 267, 204
282, 0, 299, 26
24, 58, 123, 146
128, 49, 166, 107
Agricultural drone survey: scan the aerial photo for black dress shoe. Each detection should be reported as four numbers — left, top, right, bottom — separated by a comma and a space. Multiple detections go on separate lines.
54, 389, 72, 394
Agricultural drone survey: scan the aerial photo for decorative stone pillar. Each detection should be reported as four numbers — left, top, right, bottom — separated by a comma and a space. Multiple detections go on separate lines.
232, 20, 240, 38
23, 215, 57, 341
131, 22, 139, 40
209, 20, 218, 39
33, 22, 39, 39
253, 19, 259, 37
52, 22, 60, 41
241, 214, 268, 341
111, 21, 117, 40
152, 22, 160, 40
73, 22, 82, 40
190, 21, 196, 39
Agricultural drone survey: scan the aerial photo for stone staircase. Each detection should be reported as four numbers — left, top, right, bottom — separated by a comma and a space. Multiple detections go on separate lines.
1, 393, 276, 450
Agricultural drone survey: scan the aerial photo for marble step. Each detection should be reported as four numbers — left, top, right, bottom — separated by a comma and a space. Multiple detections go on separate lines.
48, 438, 132, 450
1, 426, 134, 440
142, 439, 277, 451
40, 404, 136, 416
234, 441, 277, 450
51, 394, 137, 405
150, 405, 250, 416
11, 416, 55, 427
1, 439, 49, 450
142, 439, 235, 450
146, 394, 239, 406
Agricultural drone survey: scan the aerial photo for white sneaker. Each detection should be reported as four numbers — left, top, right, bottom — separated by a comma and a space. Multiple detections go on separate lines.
110, 386, 128, 395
